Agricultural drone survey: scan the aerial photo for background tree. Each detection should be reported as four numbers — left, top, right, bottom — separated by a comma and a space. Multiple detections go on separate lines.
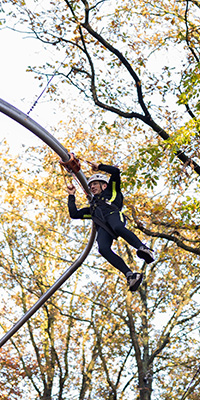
1, 0, 199, 172
0, 0, 200, 399
0, 115, 200, 399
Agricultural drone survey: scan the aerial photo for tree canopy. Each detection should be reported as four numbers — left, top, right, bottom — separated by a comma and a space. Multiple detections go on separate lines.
1, 0, 199, 172
0, 1, 200, 400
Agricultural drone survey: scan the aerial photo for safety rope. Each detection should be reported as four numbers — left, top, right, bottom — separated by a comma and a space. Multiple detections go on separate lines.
27, 56, 68, 115
59, 163, 71, 187
78, 156, 95, 167
0, 205, 76, 240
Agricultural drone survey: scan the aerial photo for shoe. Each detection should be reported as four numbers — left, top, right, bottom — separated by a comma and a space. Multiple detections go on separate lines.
127, 272, 143, 292
136, 246, 154, 264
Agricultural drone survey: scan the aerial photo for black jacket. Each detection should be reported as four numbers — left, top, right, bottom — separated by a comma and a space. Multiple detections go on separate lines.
68, 164, 123, 225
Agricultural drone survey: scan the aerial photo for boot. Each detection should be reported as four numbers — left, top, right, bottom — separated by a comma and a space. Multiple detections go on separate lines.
126, 272, 143, 292
136, 245, 154, 264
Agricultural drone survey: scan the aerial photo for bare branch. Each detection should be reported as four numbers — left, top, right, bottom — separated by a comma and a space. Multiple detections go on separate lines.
185, 0, 200, 62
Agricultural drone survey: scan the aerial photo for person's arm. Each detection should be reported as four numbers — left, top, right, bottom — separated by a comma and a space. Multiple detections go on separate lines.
98, 164, 121, 192
67, 185, 91, 219
91, 162, 120, 176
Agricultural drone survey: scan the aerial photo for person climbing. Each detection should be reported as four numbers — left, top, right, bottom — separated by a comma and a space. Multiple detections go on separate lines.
66, 162, 154, 292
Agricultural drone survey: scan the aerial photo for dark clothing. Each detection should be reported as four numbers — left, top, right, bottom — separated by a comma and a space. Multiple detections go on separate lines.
68, 164, 123, 222
97, 212, 143, 276
68, 164, 144, 277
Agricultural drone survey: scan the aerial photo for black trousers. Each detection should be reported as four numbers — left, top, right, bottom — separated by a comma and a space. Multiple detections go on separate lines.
96, 212, 143, 277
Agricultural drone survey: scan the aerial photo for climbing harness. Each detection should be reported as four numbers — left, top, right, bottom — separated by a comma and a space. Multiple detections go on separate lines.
91, 215, 118, 239
89, 200, 118, 239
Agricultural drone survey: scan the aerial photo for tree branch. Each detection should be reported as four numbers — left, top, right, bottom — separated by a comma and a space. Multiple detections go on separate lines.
134, 220, 200, 256
185, 0, 199, 62
148, 281, 199, 365
79, 6, 200, 176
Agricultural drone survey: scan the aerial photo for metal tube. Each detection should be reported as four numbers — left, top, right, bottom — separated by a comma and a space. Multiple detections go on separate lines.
0, 98, 91, 196
0, 98, 95, 347
0, 225, 96, 348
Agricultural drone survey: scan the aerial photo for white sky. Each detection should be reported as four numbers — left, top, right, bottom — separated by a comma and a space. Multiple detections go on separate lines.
0, 27, 77, 153
0, 18, 189, 154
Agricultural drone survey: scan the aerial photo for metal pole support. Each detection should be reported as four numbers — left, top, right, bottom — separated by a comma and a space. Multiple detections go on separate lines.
0, 98, 91, 194
0, 226, 96, 348
0, 98, 95, 347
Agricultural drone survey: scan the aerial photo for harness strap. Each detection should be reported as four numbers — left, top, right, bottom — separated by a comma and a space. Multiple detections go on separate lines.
90, 197, 121, 213
91, 215, 118, 239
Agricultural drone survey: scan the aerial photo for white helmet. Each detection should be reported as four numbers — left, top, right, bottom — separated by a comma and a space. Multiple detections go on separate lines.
88, 173, 109, 186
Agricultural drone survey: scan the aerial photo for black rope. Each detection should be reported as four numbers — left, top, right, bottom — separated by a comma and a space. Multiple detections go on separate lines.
180, 364, 200, 400
27, 73, 55, 115
27, 56, 68, 115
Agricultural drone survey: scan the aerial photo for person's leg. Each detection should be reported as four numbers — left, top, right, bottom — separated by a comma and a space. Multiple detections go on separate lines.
96, 227, 143, 292
106, 212, 154, 263
97, 227, 131, 276
106, 212, 142, 248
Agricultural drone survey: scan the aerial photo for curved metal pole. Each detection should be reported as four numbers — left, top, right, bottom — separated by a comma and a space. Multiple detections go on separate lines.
0, 227, 96, 348
0, 98, 91, 192
0, 98, 96, 347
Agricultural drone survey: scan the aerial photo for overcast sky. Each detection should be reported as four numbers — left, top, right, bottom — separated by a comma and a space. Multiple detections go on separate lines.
0, 16, 189, 156
0, 27, 75, 153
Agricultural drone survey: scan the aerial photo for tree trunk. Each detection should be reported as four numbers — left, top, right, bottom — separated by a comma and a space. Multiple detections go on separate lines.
138, 371, 153, 400
41, 384, 52, 400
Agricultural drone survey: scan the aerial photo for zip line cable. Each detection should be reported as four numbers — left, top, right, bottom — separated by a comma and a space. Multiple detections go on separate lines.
0, 205, 80, 242
0, 169, 68, 204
